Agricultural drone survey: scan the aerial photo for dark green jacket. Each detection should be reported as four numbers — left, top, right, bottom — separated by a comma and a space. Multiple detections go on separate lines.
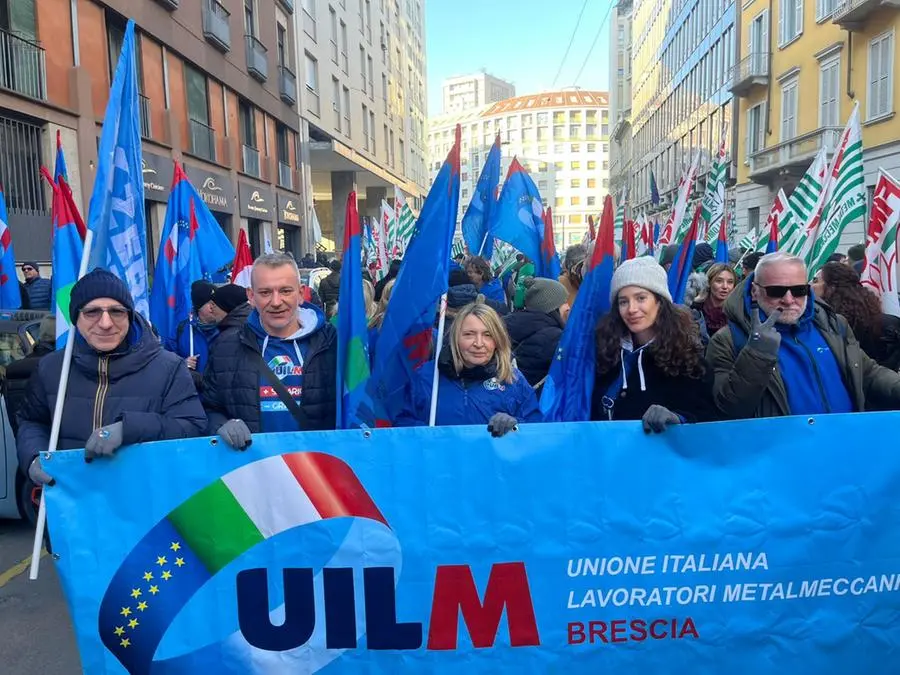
707, 280, 900, 419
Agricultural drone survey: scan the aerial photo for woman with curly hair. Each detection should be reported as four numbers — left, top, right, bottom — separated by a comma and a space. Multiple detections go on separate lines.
812, 262, 900, 369
591, 257, 717, 432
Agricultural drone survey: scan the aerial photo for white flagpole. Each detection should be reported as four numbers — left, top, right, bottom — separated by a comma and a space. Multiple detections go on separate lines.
188, 316, 195, 356
477, 232, 489, 257
428, 293, 448, 427
30, 229, 94, 580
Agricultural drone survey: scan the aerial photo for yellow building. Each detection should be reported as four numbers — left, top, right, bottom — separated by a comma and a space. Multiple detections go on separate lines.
732, 0, 899, 247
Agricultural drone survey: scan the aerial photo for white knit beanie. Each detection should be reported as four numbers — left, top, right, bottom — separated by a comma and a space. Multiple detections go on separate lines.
609, 256, 673, 304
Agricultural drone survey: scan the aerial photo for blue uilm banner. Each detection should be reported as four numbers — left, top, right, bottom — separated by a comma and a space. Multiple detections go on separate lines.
45, 414, 900, 673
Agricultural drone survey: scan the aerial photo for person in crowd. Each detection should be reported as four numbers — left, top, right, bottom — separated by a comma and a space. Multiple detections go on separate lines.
17, 281, 30, 310
169, 281, 218, 372
504, 277, 569, 391
363, 279, 376, 322
318, 259, 341, 318
590, 257, 715, 432
741, 251, 763, 279
450, 253, 466, 271
692, 242, 715, 274
466, 256, 507, 305
827, 253, 848, 265
659, 244, 679, 272
202, 253, 337, 450
560, 243, 588, 310
207, 282, 252, 346
708, 252, 900, 419
448, 268, 508, 318
5, 315, 55, 437
18, 270, 206, 484
512, 255, 535, 310
812, 262, 900, 369
367, 278, 394, 361
375, 259, 402, 301
691, 263, 737, 345
684, 271, 708, 308
396, 301, 541, 434
21, 262, 51, 310
299, 252, 316, 269
847, 243, 865, 268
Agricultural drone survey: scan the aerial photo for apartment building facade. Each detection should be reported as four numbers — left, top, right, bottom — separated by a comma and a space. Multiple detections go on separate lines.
731, 0, 900, 248
609, 0, 634, 199
441, 72, 516, 114
630, 0, 737, 212
0, 0, 310, 263
297, 0, 428, 250
426, 89, 611, 250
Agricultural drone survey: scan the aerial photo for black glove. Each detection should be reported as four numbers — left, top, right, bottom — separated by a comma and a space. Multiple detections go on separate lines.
487, 412, 518, 438
85, 421, 124, 462
218, 419, 253, 450
748, 307, 782, 356
642, 405, 682, 434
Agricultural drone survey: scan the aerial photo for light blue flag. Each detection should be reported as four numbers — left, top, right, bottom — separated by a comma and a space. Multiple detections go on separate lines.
0, 188, 20, 310
86, 20, 150, 319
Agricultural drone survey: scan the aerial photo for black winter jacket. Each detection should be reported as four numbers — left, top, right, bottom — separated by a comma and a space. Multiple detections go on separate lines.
590, 346, 718, 423
318, 271, 341, 311
201, 316, 338, 434
16, 316, 207, 471
504, 310, 563, 387
5, 341, 54, 437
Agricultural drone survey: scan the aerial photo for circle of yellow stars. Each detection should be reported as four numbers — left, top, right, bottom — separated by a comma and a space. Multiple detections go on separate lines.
113, 541, 186, 649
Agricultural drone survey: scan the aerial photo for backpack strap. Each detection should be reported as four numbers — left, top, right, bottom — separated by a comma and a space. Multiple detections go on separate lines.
728, 319, 748, 360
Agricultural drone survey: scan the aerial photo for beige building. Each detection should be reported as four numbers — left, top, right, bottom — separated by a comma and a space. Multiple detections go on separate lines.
296, 0, 428, 250
427, 89, 611, 251
442, 72, 516, 114
609, 0, 634, 199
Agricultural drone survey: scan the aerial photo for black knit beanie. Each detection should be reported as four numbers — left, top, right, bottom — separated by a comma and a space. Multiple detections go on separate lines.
210, 284, 248, 314
69, 269, 134, 323
191, 280, 216, 311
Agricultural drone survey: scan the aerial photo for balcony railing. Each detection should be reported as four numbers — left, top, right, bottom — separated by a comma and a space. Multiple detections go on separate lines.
833, 0, 900, 26
730, 53, 769, 97
154, 0, 179, 9
242, 144, 261, 178
306, 90, 320, 117
0, 29, 47, 101
749, 126, 843, 182
189, 118, 216, 162
202, 0, 231, 52
279, 65, 297, 105
139, 94, 152, 139
245, 34, 268, 82
278, 0, 295, 12
278, 161, 293, 189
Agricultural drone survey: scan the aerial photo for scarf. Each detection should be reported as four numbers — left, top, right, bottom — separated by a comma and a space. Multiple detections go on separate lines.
702, 297, 727, 336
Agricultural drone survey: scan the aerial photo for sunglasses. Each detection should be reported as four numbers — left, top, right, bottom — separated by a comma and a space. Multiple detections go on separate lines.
22, 267, 34, 272
80, 306, 130, 321
756, 283, 810, 299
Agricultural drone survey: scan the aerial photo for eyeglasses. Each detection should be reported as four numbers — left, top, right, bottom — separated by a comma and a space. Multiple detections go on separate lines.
21, 267, 34, 272
80, 307, 130, 322
756, 283, 810, 299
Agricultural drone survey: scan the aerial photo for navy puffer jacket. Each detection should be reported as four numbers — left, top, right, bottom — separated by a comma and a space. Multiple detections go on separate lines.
16, 315, 207, 471
504, 309, 564, 388
201, 308, 337, 433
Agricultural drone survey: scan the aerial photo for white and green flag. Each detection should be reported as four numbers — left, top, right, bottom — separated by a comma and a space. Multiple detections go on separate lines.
702, 126, 729, 244
756, 190, 795, 253
859, 170, 900, 318
805, 103, 867, 274
392, 187, 416, 257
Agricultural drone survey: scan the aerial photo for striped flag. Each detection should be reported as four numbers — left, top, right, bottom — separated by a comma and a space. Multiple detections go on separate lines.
806, 102, 867, 274
757, 190, 794, 253
372, 201, 392, 280
231, 228, 253, 288
97, 452, 387, 675
860, 170, 900, 318
737, 230, 758, 252
659, 153, 700, 247
491, 240, 519, 278
782, 148, 828, 255
394, 188, 416, 256
614, 196, 626, 244
702, 125, 729, 244
451, 237, 466, 259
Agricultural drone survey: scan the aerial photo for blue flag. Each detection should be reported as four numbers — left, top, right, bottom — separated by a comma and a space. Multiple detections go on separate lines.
667, 204, 702, 304
716, 210, 730, 263
149, 164, 202, 347
337, 193, 374, 429
86, 20, 150, 319
370, 125, 461, 425
55, 129, 68, 184
0, 188, 20, 310
181, 179, 235, 280
540, 194, 616, 422
461, 135, 501, 259
493, 158, 560, 279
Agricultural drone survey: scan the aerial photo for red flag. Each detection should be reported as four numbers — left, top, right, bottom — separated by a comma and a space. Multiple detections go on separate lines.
232, 228, 254, 288
623, 219, 636, 261
588, 215, 596, 241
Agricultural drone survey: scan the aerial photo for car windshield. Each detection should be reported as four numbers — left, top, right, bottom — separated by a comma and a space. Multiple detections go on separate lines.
0, 330, 25, 366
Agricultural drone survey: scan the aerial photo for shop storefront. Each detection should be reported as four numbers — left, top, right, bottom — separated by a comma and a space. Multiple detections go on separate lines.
186, 165, 235, 239
276, 192, 302, 259
238, 182, 275, 259
141, 151, 173, 269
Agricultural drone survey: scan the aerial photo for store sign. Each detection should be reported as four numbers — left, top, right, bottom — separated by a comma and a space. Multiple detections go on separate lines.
277, 193, 302, 225
239, 182, 275, 220
186, 166, 234, 213
141, 152, 173, 203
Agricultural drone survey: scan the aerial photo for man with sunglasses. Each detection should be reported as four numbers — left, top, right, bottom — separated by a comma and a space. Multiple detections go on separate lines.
16, 269, 207, 486
708, 252, 900, 419
21, 261, 51, 310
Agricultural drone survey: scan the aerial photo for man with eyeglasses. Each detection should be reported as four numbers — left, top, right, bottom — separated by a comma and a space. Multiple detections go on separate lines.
21, 261, 52, 310
708, 252, 900, 419
16, 269, 207, 485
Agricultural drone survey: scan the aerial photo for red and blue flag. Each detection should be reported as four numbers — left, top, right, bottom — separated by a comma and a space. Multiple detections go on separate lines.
540, 194, 616, 422
336, 192, 374, 429
667, 203, 703, 304
716, 209, 730, 263
0, 187, 20, 310
369, 125, 461, 425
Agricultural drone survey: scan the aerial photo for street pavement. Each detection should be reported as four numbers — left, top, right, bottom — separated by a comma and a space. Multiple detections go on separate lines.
0, 519, 81, 674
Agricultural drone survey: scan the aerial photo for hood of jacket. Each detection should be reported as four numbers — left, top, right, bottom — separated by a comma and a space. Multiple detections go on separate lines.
218, 302, 253, 331
247, 302, 327, 347
72, 312, 161, 379
505, 309, 563, 344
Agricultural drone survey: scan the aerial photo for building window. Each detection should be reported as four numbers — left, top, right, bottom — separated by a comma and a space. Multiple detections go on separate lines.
868, 31, 894, 121
340, 21, 349, 74
780, 77, 798, 141
819, 57, 840, 127
587, 196, 596, 206
816, 0, 837, 21
305, 52, 319, 93
370, 110, 376, 153
779, 0, 803, 47
555, 197, 564, 207
587, 178, 597, 188
570, 179, 581, 188
570, 196, 581, 206
587, 143, 597, 153
587, 160, 597, 170
185, 64, 210, 126
538, 180, 547, 190
554, 143, 565, 154
748, 206, 761, 233
244, 0, 257, 37
362, 103, 370, 150
239, 100, 255, 146
367, 55, 374, 100
554, 161, 564, 171
571, 143, 581, 153
329, 6, 338, 63
747, 102, 766, 158
462, 189, 469, 200
276, 123, 290, 165
332, 77, 341, 131
342, 85, 351, 135
570, 161, 581, 170
359, 47, 366, 94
